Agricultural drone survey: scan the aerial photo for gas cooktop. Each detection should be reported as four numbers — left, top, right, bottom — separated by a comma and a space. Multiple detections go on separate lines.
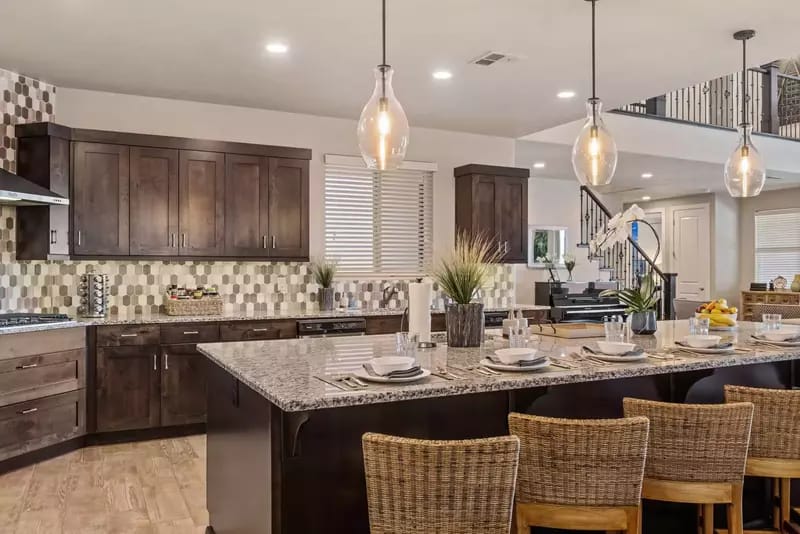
0, 313, 73, 329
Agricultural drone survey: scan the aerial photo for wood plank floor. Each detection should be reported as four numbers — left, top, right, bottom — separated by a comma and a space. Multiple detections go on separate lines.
0, 434, 208, 534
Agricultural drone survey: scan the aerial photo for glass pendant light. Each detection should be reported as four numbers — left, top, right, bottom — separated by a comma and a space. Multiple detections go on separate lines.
572, 0, 618, 187
725, 30, 766, 198
357, 0, 409, 170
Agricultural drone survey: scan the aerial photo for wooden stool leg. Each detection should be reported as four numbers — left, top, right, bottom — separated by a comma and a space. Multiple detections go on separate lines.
775, 478, 782, 530
515, 506, 528, 534
702, 503, 714, 534
781, 478, 792, 527
625, 506, 642, 534
727, 483, 744, 534
697, 504, 704, 534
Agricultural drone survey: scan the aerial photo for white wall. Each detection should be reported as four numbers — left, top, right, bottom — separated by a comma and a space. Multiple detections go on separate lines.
514, 177, 602, 304
57, 88, 516, 262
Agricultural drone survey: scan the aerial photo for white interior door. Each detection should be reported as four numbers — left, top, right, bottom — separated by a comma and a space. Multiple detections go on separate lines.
672, 204, 711, 300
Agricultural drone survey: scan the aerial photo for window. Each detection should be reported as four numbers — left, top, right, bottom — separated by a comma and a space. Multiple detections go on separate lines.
324, 154, 435, 275
755, 209, 800, 282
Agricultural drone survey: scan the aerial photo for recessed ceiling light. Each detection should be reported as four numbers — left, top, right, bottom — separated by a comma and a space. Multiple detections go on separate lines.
557, 90, 576, 99
642, 196, 652, 201
432, 70, 453, 80
533, 162, 546, 169
641, 172, 654, 179
265, 42, 289, 54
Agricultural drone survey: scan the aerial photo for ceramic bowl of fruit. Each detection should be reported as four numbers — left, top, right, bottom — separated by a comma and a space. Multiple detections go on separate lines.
695, 299, 738, 329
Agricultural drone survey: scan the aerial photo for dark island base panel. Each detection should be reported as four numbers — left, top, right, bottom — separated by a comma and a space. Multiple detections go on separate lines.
206, 360, 796, 534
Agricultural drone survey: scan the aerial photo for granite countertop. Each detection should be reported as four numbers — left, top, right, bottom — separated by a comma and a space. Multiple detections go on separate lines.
0, 304, 550, 335
197, 321, 800, 413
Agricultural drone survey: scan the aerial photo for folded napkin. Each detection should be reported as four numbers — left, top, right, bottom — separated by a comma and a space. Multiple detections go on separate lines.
486, 355, 547, 367
752, 334, 800, 343
675, 340, 733, 350
362, 363, 423, 378
583, 344, 644, 357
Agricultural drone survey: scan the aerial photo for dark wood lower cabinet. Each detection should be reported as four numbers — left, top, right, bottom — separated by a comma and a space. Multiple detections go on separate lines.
160, 344, 208, 426
96, 345, 160, 432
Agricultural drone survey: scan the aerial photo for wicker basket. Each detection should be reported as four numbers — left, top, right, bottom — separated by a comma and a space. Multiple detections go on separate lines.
163, 296, 224, 316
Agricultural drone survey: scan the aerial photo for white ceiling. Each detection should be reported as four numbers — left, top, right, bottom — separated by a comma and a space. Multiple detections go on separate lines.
1, 0, 799, 137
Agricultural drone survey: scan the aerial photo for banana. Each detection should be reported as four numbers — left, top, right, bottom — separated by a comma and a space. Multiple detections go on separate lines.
699, 313, 736, 326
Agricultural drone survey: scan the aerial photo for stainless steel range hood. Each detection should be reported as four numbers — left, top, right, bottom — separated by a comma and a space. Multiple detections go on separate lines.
0, 167, 69, 206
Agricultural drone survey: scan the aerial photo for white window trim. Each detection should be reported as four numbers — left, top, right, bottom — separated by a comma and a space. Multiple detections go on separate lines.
323, 154, 436, 278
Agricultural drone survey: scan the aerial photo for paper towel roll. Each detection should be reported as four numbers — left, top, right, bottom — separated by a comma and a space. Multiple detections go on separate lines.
408, 282, 433, 342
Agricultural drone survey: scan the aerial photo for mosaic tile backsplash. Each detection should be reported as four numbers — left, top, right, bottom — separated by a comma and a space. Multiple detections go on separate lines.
0, 66, 515, 315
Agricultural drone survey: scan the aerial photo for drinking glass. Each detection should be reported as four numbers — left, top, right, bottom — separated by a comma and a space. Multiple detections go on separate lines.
509, 328, 528, 349
604, 321, 625, 343
763, 314, 782, 331
689, 317, 710, 336
396, 332, 419, 360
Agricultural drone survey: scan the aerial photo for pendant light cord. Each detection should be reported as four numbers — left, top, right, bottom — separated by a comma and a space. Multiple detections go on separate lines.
590, 0, 597, 125
741, 37, 747, 132
380, 0, 387, 98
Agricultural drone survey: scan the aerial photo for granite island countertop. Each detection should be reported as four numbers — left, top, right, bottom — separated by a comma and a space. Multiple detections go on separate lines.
197, 321, 800, 412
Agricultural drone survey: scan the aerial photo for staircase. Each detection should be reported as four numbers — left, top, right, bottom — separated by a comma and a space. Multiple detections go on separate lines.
578, 186, 678, 320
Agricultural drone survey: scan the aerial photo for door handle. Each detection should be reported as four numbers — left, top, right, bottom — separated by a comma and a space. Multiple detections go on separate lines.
164, 352, 169, 370
504, 241, 509, 254
181, 233, 187, 248
171, 233, 176, 248
153, 353, 157, 371
272, 236, 277, 249
18, 407, 38, 415
76, 230, 82, 247
263, 235, 268, 249
16, 363, 38, 369
50, 230, 57, 245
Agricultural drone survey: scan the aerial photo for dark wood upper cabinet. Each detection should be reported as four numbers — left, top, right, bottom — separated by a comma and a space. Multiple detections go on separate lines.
268, 157, 309, 259
14, 123, 311, 261
224, 154, 269, 256
179, 151, 225, 256
72, 142, 130, 256
454, 164, 529, 263
130, 147, 179, 255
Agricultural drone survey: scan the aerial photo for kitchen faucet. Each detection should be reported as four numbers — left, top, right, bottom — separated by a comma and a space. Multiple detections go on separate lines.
380, 284, 398, 309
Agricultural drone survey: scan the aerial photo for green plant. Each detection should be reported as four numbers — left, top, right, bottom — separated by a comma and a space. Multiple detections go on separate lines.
600, 273, 658, 313
310, 259, 337, 289
430, 232, 502, 305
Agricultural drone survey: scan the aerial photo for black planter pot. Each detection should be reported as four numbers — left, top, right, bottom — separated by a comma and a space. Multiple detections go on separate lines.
445, 303, 485, 347
630, 310, 657, 335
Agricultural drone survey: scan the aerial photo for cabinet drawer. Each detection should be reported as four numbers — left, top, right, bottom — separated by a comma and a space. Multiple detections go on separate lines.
161, 324, 220, 344
219, 320, 297, 341
431, 314, 446, 332
0, 349, 85, 408
0, 389, 86, 462
97, 324, 160, 347
0, 327, 85, 361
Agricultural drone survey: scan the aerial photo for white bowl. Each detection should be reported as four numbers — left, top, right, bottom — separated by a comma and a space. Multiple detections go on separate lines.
596, 341, 636, 355
494, 348, 538, 364
684, 335, 722, 348
369, 356, 415, 375
762, 327, 800, 342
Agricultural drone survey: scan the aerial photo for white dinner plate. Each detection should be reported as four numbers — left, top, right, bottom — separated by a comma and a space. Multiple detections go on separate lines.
353, 368, 431, 383
588, 353, 649, 363
752, 337, 800, 347
675, 345, 736, 354
479, 358, 551, 372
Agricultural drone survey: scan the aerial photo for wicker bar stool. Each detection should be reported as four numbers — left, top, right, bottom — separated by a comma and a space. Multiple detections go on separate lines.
725, 385, 800, 532
361, 432, 520, 534
508, 412, 650, 533
623, 398, 754, 534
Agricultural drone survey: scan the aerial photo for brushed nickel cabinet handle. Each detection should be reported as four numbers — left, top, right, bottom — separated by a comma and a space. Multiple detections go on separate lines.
18, 408, 38, 415
164, 352, 169, 370
183, 331, 199, 335
50, 230, 57, 244
171, 233, 176, 248
504, 241, 509, 254
153, 354, 157, 371
182, 233, 187, 248
17, 363, 39, 369
77, 230, 82, 247
262, 235, 268, 249
251, 328, 269, 332
120, 333, 138, 338
272, 236, 276, 249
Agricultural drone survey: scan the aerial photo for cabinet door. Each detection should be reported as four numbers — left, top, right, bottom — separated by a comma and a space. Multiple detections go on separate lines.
160, 344, 207, 426
72, 142, 130, 255
267, 158, 309, 259
96, 345, 160, 432
179, 151, 225, 256
130, 147, 179, 255
495, 176, 528, 262
224, 155, 269, 256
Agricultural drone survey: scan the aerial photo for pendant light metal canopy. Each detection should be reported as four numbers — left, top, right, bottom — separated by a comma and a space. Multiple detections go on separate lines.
724, 29, 766, 198
572, 0, 618, 187
357, 0, 409, 171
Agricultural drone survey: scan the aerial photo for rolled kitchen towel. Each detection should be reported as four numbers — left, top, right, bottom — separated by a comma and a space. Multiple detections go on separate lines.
408, 282, 433, 343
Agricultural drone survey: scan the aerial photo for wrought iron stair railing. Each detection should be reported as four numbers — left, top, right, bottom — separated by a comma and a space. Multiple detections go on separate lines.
579, 186, 678, 320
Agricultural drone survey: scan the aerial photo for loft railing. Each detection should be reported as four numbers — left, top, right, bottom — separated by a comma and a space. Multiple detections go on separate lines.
617, 63, 800, 141
579, 186, 678, 320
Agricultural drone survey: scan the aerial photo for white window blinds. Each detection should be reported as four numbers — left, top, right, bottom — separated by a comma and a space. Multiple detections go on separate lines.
755, 209, 800, 282
324, 155, 435, 275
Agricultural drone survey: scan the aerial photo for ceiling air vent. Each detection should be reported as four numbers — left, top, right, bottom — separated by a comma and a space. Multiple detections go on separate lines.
469, 51, 519, 66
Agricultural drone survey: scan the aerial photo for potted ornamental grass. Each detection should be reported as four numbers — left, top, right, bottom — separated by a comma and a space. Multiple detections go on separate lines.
601, 274, 659, 335
311, 259, 337, 312
431, 232, 502, 347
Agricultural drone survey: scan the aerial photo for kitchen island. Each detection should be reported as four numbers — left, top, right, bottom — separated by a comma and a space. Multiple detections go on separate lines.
198, 321, 798, 534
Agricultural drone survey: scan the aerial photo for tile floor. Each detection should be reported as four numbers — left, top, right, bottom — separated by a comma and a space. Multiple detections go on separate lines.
0, 434, 208, 534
